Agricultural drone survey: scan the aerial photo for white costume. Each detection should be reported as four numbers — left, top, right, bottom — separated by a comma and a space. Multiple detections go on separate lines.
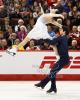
27, 14, 53, 40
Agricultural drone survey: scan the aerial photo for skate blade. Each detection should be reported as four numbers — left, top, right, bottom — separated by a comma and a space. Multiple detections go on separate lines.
34, 85, 44, 91
6, 50, 16, 56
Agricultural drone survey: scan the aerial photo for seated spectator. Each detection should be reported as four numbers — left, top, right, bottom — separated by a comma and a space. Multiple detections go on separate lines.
75, 13, 80, 26
17, 25, 27, 41
8, 3, 16, 16
33, 5, 42, 21
62, 11, 70, 29
9, 33, 17, 45
29, 12, 35, 29
68, 25, 79, 46
15, 19, 25, 32
0, 5, 7, 18
1, 39, 8, 50
69, 39, 80, 50
40, 39, 53, 50
69, 26, 79, 38
4, 26, 13, 40
12, 38, 24, 50
69, 6, 79, 19
19, 0, 30, 18
41, 1, 49, 13
26, 39, 40, 50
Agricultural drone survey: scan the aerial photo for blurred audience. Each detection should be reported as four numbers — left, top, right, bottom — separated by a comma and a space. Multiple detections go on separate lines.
0, 0, 79, 50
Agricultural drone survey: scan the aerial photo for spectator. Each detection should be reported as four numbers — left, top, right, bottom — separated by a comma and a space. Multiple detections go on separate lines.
28, 12, 35, 29
69, 26, 79, 38
40, 39, 53, 50
14, 38, 20, 45
17, 25, 27, 41
8, 3, 16, 17
9, 33, 17, 45
69, 6, 79, 24
1, 39, 8, 50
42, 1, 49, 13
26, 39, 40, 50
4, 26, 13, 40
12, 38, 24, 50
0, 5, 7, 18
15, 19, 25, 32
74, 13, 80, 26
69, 39, 80, 50
68, 25, 79, 46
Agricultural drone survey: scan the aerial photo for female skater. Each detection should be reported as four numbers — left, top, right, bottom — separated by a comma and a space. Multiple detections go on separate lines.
7, 6, 64, 55
17, 9, 64, 49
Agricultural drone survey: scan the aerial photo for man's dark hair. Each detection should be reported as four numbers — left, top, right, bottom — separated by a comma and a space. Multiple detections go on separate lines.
54, 26, 69, 35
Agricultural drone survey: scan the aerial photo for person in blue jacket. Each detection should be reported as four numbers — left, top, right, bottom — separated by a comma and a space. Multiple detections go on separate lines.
35, 27, 70, 93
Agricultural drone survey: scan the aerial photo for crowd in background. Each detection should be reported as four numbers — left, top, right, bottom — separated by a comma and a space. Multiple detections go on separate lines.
0, 0, 80, 50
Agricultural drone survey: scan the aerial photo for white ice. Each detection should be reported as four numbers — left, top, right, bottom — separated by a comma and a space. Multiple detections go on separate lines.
0, 81, 80, 100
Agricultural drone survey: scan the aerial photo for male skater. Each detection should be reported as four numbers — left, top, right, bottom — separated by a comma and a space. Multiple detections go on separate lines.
35, 27, 70, 93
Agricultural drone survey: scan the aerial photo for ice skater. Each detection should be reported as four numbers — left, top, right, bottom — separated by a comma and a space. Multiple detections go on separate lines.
35, 27, 70, 93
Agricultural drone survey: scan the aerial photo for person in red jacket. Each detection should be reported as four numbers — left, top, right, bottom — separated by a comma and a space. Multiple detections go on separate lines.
47, 0, 56, 6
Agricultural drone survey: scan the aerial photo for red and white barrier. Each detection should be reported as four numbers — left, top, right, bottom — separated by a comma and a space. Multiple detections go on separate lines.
0, 50, 80, 80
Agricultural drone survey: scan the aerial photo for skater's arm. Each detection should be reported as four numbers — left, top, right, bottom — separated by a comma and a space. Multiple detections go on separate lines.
50, 37, 59, 45
49, 13, 64, 19
50, 20, 62, 28
43, 13, 64, 20
39, 3, 44, 14
17, 37, 30, 49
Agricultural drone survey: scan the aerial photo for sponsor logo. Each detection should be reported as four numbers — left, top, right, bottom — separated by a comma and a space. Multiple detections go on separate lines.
39, 56, 80, 69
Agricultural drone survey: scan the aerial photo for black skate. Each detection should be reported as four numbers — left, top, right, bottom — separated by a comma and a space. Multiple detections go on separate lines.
46, 88, 57, 93
34, 82, 44, 89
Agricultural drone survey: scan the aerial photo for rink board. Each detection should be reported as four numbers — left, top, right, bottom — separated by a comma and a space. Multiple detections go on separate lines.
0, 50, 80, 80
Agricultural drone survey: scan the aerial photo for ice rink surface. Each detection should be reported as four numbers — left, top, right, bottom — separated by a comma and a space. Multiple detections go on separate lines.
0, 81, 80, 100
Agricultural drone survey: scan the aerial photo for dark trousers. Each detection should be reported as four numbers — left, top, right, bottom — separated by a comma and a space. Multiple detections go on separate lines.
40, 57, 69, 89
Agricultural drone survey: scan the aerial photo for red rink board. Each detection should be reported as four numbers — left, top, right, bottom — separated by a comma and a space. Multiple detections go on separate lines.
0, 74, 80, 81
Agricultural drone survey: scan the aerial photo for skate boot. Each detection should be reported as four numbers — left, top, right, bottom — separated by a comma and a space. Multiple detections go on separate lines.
46, 87, 57, 93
